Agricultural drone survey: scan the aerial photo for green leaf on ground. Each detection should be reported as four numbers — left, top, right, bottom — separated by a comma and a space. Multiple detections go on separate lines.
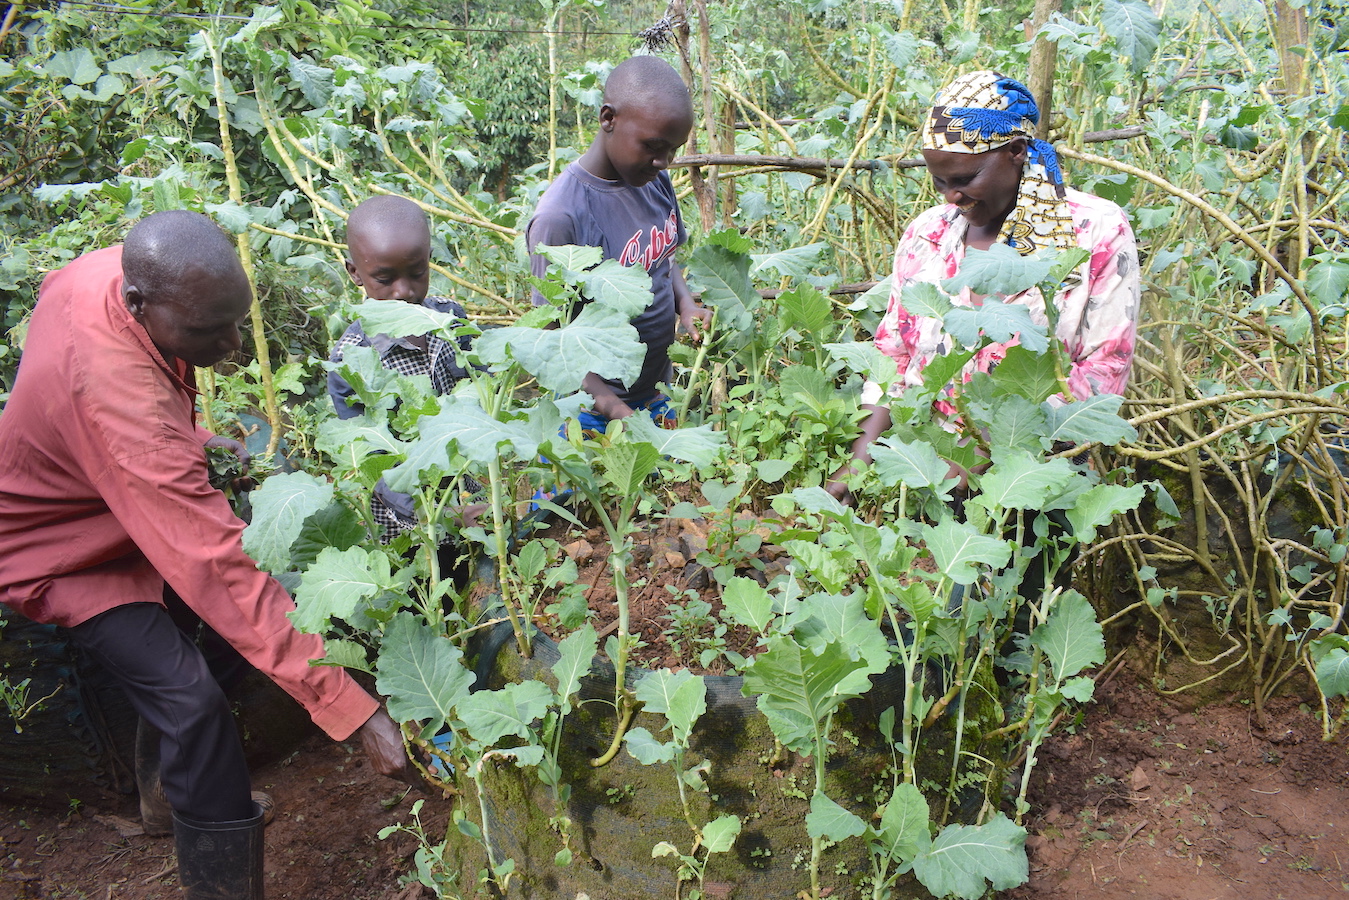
911, 814, 1028, 899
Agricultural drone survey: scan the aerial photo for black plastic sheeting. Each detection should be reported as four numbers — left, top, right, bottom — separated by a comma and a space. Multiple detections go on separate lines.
0, 613, 139, 808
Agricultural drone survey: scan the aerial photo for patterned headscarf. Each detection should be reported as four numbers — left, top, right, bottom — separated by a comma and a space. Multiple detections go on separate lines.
922, 71, 1074, 256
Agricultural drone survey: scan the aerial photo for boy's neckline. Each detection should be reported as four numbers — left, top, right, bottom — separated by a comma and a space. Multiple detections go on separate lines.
575, 161, 622, 184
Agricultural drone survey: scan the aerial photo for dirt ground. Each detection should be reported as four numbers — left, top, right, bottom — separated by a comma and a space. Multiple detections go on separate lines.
4, 516, 1346, 898
3, 658, 1345, 900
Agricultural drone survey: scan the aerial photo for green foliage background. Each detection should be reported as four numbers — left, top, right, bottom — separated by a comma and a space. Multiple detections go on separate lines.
2, 0, 1349, 745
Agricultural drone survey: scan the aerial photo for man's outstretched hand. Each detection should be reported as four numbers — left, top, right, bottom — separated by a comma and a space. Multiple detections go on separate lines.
358, 707, 420, 787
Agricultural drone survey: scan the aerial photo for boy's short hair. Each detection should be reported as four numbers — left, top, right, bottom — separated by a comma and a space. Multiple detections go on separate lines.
602, 56, 691, 116
346, 196, 430, 251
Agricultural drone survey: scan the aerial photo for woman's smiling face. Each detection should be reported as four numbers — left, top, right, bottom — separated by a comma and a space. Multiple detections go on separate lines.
921, 139, 1027, 232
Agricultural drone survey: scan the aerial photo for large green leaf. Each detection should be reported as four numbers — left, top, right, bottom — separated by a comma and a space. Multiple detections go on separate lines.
874, 782, 930, 862
476, 304, 644, 393
974, 452, 1075, 512
346, 299, 466, 340
625, 726, 676, 764
751, 243, 826, 278
288, 55, 333, 106
325, 345, 402, 417
900, 282, 951, 320
1103, 0, 1161, 75
536, 243, 604, 274
877, 26, 919, 69
921, 518, 1013, 585
687, 243, 759, 334
944, 299, 1047, 352
782, 541, 854, 594
316, 416, 405, 465
597, 440, 663, 496
779, 364, 834, 406
793, 591, 891, 672
1065, 483, 1145, 543
807, 793, 866, 841
741, 634, 881, 754
777, 284, 833, 334
722, 577, 776, 633
1315, 647, 1349, 699
45, 49, 101, 84
911, 814, 1027, 899
291, 546, 393, 633
943, 243, 1054, 297
991, 344, 1062, 402
578, 258, 654, 318
622, 415, 727, 468
1044, 393, 1137, 445
1306, 253, 1349, 307
288, 504, 368, 574
701, 815, 742, 854
824, 341, 899, 388
243, 472, 335, 575
551, 624, 597, 719
986, 396, 1050, 452
1031, 592, 1105, 683
871, 437, 950, 491
375, 613, 475, 732
457, 680, 553, 746
385, 396, 535, 492
635, 668, 707, 745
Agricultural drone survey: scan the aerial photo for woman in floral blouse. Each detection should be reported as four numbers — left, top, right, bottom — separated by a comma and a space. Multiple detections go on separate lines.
827, 70, 1140, 502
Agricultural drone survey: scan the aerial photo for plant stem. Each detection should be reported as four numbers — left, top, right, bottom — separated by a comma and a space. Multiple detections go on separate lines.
204, 31, 280, 458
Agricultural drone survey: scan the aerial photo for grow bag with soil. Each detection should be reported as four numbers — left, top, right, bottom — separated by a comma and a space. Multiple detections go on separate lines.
451, 616, 1000, 900
0, 611, 316, 810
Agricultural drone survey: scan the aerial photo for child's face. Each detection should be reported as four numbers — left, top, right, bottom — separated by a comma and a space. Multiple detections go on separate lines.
599, 96, 692, 188
345, 231, 431, 304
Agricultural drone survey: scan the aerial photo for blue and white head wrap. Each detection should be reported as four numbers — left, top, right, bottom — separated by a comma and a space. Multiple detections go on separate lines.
921, 71, 1073, 255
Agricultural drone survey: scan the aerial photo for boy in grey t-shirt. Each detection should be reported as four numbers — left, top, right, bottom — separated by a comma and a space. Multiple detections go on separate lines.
526, 55, 709, 431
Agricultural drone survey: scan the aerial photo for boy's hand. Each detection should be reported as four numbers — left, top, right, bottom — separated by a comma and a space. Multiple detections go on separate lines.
678, 304, 712, 343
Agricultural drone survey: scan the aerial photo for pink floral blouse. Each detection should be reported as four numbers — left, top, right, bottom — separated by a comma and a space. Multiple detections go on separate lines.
864, 188, 1140, 411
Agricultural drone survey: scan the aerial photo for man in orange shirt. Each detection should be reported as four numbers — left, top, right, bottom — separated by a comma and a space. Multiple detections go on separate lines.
0, 211, 411, 899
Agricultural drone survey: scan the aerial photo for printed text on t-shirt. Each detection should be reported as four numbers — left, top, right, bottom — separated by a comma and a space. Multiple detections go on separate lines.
618, 210, 679, 271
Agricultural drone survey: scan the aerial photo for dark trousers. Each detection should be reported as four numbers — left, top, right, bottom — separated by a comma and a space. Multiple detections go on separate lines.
66, 591, 254, 822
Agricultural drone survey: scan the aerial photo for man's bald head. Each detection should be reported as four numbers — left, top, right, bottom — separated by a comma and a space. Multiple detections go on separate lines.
121, 211, 251, 368
122, 210, 247, 302
602, 56, 692, 118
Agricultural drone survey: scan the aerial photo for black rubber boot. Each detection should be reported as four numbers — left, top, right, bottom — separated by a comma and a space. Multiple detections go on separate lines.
173, 802, 265, 899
